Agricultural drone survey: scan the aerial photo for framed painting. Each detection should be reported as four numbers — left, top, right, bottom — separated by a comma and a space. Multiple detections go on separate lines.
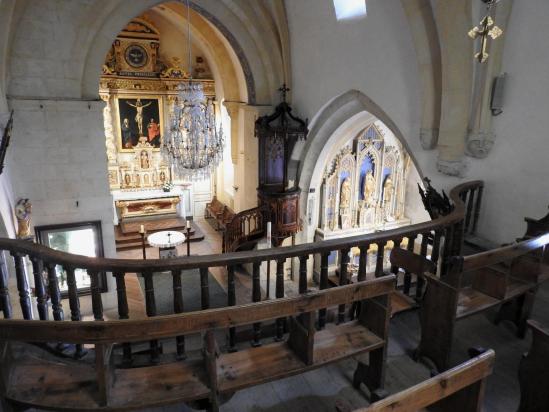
34, 221, 107, 297
115, 95, 164, 151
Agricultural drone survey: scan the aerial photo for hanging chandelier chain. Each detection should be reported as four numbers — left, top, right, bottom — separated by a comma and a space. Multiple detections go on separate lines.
161, 0, 224, 181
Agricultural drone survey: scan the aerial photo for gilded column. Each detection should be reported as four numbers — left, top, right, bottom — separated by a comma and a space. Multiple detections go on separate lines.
101, 93, 117, 166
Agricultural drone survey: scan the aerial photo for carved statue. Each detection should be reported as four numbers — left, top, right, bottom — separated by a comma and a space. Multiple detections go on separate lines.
140, 150, 150, 169
383, 175, 394, 206
339, 178, 352, 210
14, 199, 32, 239
363, 170, 375, 206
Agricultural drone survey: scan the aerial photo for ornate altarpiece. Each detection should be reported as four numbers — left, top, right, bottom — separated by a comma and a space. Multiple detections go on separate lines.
314, 124, 412, 277
100, 16, 215, 220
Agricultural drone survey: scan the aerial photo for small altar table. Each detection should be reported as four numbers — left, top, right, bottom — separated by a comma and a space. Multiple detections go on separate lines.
147, 230, 186, 259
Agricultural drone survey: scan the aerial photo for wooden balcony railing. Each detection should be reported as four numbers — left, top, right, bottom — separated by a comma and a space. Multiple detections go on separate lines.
0, 180, 485, 410
0, 181, 483, 355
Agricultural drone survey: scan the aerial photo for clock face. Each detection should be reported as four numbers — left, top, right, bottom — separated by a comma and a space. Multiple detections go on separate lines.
124, 44, 148, 68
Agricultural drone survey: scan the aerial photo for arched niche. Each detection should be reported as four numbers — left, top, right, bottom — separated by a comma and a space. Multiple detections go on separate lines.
80, 0, 287, 104
295, 89, 428, 243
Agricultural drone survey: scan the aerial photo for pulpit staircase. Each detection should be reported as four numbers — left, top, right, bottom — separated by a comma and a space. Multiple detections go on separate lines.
223, 206, 269, 252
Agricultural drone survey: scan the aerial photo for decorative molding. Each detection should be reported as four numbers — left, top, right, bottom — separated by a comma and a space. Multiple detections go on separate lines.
189, 1, 256, 104
99, 76, 215, 96
420, 127, 439, 150
466, 131, 495, 159
436, 158, 468, 177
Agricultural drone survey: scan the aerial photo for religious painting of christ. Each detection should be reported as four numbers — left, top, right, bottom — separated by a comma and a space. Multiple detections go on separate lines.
116, 96, 163, 151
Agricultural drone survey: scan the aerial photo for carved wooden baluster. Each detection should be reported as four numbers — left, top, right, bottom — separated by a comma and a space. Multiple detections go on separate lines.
338, 248, 350, 323
390, 238, 403, 276
46, 263, 64, 321
275, 258, 285, 340
227, 265, 237, 352
114, 271, 132, 364
403, 235, 417, 295
171, 269, 186, 359
252, 261, 262, 347
350, 244, 370, 321
431, 230, 443, 269
299, 255, 308, 294
358, 244, 368, 282
64, 266, 84, 357
200, 267, 210, 310
11, 252, 32, 320
416, 233, 429, 299
143, 271, 159, 363
472, 185, 483, 235
317, 252, 329, 329
65, 267, 81, 322
465, 188, 475, 234
30, 257, 48, 320
374, 241, 387, 278
440, 225, 453, 277
0, 253, 12, 319
89, 270, 104, 321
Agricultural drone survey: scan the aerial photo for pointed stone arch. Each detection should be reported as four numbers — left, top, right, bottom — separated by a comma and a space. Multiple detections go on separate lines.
295, 89, 425, 242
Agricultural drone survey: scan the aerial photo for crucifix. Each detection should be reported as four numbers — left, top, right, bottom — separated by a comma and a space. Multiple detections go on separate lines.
468, 0, 503, 63
278, 84, 290, 102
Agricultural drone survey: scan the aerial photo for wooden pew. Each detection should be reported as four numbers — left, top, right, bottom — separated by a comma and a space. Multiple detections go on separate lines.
416, 233, 549, 372
518, 320, 549, 412
205, 196, 224, 220
353, 350, 494, 412
0, 276, 394, 412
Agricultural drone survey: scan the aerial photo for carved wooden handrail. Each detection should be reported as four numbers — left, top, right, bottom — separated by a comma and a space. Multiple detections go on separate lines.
0, 181, 482, 274
0, 179, 484, 411
0, 179, 483, 347
223, 206, 269, 252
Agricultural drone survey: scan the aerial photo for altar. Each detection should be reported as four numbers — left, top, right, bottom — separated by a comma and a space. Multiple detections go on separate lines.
111, 186, 191, 225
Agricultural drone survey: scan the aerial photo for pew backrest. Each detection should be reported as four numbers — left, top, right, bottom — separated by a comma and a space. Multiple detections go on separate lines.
0, 276, 395, 411
518, 320, 549, 412
356, 350, 495, 412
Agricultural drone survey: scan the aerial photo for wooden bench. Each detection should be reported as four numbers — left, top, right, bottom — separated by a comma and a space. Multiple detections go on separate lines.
407, 233, 549, 372
218, 205, 235, 231
205, 196, 224, 220
353, 349, 494, 412
518, 320, 549, 412
0, 276, 394, 412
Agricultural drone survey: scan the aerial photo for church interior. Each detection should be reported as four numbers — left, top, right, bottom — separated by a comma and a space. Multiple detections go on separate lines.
0, 0, 548, 411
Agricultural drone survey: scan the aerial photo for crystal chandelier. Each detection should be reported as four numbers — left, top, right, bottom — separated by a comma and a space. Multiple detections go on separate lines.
162, 0, 224, 180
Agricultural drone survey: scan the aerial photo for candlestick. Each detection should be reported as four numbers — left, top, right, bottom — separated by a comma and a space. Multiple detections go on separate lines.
139, 224, 145, 234
186, 220, 191, 230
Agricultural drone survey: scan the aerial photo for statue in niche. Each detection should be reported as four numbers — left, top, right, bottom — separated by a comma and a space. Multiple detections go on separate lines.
339, 177, 352, 229
340, 178, 351, 210
140, 150, 150, 169
383, 175, 395, 220
14, 199, 32, 239
363, 170, 375, 206
126, 98, 152, 136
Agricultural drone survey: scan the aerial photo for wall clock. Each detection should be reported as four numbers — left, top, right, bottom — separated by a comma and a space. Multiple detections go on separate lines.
124, 44, 148, 69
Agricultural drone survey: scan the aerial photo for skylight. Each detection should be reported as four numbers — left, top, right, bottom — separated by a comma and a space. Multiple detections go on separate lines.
333, 0, 367, 21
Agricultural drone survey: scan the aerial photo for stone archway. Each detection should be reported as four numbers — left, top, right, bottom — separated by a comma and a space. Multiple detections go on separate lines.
295, 89, 426, 243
